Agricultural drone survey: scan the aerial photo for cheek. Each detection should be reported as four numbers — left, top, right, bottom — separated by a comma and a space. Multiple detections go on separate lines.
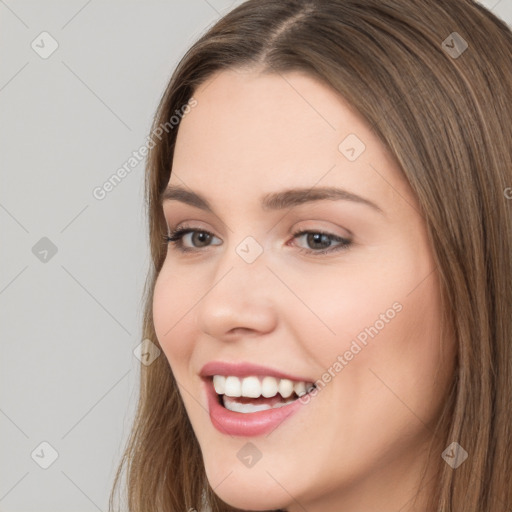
271, 252, 432, 366
280, 246, 450, 420
326, 260, 450, 432
152, 268, 196, 371
278, 259, 450, 484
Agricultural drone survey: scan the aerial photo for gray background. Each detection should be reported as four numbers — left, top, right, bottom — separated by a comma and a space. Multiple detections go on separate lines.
0, 1, 510, 511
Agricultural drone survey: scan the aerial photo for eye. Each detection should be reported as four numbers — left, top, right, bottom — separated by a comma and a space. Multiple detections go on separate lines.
164, 226, 221, 252
289, 229, 352, 255
165, 225, 353, 256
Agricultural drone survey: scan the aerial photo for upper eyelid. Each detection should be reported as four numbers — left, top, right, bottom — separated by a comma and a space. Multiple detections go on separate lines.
167, 218, 351, 236
167, 225, 346, 237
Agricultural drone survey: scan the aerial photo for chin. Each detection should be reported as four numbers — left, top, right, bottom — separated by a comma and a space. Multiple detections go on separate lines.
212, 486, 289, 511
204, 458, 292, 511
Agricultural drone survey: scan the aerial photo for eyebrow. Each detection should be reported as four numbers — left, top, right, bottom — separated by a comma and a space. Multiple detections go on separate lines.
160, 184, 384, 215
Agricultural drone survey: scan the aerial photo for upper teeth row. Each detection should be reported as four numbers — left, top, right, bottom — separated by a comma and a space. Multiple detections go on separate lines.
212, 375, 315, 398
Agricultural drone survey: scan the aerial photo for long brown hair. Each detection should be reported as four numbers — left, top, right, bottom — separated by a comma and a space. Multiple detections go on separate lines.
109, 1, 512, 510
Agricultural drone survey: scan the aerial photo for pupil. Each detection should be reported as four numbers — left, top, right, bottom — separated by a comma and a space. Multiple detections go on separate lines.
194, 232, 210, 247
309, 233, 330, 249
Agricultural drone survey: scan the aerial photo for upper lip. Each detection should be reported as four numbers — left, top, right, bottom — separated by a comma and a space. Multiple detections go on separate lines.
199, 361, 315, 383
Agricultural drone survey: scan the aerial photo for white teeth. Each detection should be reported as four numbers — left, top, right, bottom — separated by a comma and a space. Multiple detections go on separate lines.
293, 381, 307, 397
223, 394, 297, 413
261, 376, 278, 397
241, 376, 261, 398
213, 375, 226, 394
212, 375, 314, 399
278, 378, 294, 398
224, 376, 242, 397
223, 395, 272, 413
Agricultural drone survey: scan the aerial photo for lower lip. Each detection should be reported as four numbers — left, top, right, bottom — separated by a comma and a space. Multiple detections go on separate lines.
204, 379, 309, 437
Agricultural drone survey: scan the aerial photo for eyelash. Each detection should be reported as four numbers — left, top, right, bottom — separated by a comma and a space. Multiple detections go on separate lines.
163, 226, 352, 256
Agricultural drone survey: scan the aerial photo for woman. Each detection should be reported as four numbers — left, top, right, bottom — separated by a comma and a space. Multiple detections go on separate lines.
109, 0, 512, 510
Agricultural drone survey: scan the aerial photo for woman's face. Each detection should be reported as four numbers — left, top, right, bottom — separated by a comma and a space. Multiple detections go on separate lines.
153, 68, 456, 511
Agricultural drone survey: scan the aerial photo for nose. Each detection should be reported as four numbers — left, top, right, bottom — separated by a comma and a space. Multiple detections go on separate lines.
194, 245, 279, 342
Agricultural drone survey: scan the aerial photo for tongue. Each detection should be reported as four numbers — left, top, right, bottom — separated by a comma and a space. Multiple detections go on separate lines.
228, 394, 295, 406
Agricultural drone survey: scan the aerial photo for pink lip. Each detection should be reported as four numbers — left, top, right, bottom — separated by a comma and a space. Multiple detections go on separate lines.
203, 377, 309, 437
199, 360, 314, 382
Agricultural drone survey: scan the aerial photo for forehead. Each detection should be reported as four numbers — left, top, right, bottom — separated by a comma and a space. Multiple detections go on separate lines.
175, 68, 371, 162
170, 69, 412, 213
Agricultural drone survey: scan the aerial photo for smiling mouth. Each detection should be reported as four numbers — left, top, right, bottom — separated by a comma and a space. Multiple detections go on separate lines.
212, 375, 317, 413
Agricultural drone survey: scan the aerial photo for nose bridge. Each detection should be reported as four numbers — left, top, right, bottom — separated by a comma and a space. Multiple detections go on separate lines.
194, 234, 278, 338
215, 233, 272, 296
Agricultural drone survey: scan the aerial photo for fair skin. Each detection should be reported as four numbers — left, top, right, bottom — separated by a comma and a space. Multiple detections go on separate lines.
152, 68, 456, 512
